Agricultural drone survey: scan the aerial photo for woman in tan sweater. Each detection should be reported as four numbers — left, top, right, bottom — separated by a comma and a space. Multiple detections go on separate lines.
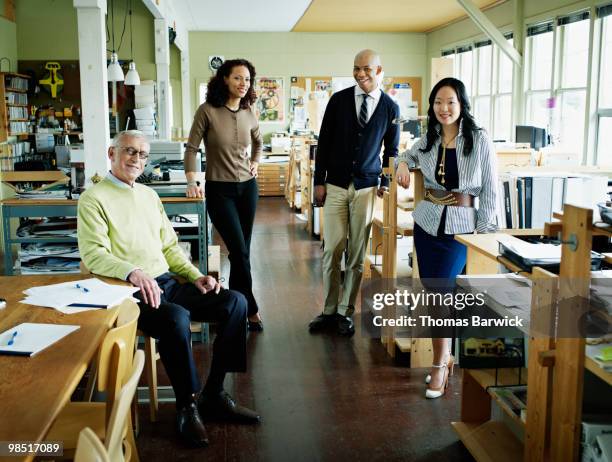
184, 59, 264, 331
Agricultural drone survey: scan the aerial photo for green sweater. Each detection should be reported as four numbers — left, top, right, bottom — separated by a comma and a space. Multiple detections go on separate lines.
77, 177, 203, 282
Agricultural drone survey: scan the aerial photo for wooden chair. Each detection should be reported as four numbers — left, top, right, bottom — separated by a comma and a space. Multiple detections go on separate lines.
45, 300, 141, 461
79, 262, 160, 423
105, 349, 145, 462
138, 332, 160, 422
74, 427, 110, 462
75, 351, 144, 462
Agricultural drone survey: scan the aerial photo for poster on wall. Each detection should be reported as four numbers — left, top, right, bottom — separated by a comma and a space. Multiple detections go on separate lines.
255, 77, 284, 123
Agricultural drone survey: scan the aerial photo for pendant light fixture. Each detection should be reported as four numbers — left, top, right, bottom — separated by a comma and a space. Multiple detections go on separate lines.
107, 0, 124, 82
124, 0, 140, 85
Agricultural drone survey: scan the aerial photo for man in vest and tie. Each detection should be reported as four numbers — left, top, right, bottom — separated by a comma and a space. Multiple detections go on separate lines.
309, 49, 400, 336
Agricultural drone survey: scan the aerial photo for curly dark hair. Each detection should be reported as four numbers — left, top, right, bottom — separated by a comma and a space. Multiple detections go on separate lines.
421, 77, 481, 156
206, 59, 257, 109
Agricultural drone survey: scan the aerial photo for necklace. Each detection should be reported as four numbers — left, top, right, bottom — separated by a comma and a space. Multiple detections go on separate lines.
438, 132, 458, 185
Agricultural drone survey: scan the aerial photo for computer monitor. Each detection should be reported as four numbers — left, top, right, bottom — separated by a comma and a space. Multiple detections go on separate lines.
402, 120, 421, 138
515, 125, 548, 149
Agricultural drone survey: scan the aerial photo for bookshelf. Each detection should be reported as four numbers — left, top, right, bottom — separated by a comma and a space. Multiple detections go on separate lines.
0, 72, 30, 142
452, 205, 611, 462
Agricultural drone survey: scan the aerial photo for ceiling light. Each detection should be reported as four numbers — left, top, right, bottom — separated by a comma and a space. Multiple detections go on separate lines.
107, 52, 124, 82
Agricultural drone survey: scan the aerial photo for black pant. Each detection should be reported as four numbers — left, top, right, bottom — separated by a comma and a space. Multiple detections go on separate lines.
136, 274, 247, 407
205, 178, 259, 316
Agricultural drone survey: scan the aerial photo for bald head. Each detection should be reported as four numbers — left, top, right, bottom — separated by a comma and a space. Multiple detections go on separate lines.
353, 49, 382, 94
354, 49, 381, 67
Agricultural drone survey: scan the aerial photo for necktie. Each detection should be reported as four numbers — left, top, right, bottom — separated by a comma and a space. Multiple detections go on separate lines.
359, 94, 369, 127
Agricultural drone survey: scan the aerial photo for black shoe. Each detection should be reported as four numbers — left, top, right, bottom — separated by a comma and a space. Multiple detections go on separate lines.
308, 313, 336, 332
336, 314, 355, 336
248, 319, 264, 332
198, 390, 260, 424
176, 401, 209, 447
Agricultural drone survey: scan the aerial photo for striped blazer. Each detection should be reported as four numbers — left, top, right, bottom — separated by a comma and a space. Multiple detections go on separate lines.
397, 123, 498, 236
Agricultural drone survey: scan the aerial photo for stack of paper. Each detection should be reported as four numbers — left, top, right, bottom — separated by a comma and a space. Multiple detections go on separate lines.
0, 323, 79, 356
21, 278, 139, 314
134, 82, 156, 137
586, 343, 612, 371
500, 240, 562, 264
17, 243, 80, 274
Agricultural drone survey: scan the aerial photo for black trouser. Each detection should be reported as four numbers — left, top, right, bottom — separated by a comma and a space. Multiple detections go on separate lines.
136, 273, 248, 408
205, 178, 259, 316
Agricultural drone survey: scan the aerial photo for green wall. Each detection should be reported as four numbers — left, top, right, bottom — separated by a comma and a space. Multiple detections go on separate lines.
170, 43, 182, 132
0, 15, 17, 73
16, 0, 156, 81
188, 31, 427, 135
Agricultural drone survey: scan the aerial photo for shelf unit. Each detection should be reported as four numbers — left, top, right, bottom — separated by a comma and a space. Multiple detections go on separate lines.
258, 162, 288, 197
452, 204, 611, 462
1, 197, 209, 276
0, 72, 30, 142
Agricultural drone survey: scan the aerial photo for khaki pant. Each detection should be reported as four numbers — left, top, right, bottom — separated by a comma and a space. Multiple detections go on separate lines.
322, 183, 376, 317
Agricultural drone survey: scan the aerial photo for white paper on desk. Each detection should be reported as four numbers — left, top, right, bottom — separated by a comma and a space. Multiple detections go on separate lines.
0, 322, 79, 356
21, 278, 139, 311
500, 240, 561, 262
458, 274, 531, 307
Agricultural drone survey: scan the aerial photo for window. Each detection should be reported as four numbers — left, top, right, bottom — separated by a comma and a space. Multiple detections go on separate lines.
455, 46, 474, 97
596, 7, 612, 164
524, 13, 592, 157
473, 41, 493, 132
525, 23, 554, 136
492, 35, 515, 141
445, 35, 514, 140
556, 13, 590, 153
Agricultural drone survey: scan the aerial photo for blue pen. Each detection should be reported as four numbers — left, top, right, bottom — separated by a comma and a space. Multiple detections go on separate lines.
76, 284, 90, 293
7, 331, 17, 346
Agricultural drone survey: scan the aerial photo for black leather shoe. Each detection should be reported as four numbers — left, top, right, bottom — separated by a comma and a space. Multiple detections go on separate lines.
198, 391, 260, 424
176, 401, 209, 447
308, 313, 336, 332
248, 320, 264, 332
336, 314, 355, 336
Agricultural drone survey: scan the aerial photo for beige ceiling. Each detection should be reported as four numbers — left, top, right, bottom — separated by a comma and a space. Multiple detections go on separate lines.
292, 0, 502, 33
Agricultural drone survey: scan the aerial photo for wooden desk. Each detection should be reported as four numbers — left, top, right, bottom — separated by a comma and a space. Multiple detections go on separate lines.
0, 274, 121, 461
1, 196, 208, 276
455, 233, 530, 274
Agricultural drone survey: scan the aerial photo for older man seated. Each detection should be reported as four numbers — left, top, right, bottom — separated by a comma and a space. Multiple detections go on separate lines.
77, 130, 259, 448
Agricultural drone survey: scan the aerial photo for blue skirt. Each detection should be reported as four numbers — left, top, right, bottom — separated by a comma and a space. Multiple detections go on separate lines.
414, 213, 467, 282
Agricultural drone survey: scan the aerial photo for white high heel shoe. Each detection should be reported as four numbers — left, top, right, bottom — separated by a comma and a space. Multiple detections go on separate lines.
425, 355, 454, 384
425, 356, 455, 399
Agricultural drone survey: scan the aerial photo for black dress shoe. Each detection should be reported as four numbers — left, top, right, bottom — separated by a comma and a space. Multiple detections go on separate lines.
336, 314, 355, 336
308, 313, 336, 332
177, 401, 209, 447
198, 390, 260, 424
248, 319, 264, 332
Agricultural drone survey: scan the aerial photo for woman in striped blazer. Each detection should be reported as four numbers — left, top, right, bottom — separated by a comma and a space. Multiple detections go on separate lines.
396, 77, 498, 399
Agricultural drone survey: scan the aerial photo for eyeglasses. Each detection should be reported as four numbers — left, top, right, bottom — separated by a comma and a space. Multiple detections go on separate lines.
118, 146, 149, 161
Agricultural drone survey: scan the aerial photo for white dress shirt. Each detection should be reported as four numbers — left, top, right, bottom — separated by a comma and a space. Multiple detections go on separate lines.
354, 85, 382, 124
397, 120, 498, 235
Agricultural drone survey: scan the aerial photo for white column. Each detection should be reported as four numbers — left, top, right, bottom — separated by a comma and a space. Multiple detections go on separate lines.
512, 0, 525, 130
180, 47, 191, 136
74, 0, 110, 187
155, 18, 171, 140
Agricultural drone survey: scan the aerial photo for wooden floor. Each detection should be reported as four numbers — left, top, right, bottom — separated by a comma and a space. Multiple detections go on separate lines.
136, 197, 475, 462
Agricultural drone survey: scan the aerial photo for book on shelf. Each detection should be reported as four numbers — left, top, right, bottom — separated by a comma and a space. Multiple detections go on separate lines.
4, 75, 28, 91
496, 172, 609, 229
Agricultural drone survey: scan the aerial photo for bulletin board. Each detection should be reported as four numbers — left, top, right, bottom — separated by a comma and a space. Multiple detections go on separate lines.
289, 76, 333, 133
289, 75, 422, 135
